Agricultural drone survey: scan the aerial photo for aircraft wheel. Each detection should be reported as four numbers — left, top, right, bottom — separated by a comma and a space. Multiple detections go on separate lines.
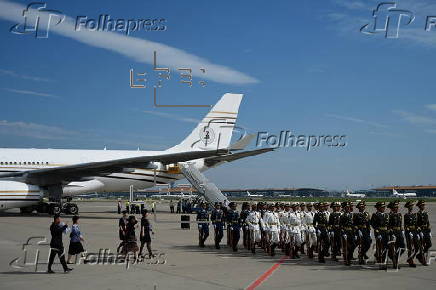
68, 203, 79, 215
50, 204, 62, 215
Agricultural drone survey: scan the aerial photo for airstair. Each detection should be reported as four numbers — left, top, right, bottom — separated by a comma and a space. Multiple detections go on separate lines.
179, 162, 229, 206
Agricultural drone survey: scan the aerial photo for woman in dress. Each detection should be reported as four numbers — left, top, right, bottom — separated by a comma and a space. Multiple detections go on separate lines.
67, 215, 85, 264
139, 209, 155, 258
123, 215, 139, 259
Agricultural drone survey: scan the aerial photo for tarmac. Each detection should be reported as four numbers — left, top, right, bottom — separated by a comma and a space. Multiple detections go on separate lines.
0, 201, 435, 290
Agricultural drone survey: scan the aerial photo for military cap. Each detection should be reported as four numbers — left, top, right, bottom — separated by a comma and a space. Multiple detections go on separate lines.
300, 202, 306, 207
306, 202, 313, 206
356, 201, 366, 207
228, 202, 236, 207
387, 201, 399, 209
375, 201, 386, 208
416, 200, 426, 207
284, 203, 291, 207
330, 201, 341, 208
404, 201, 415, 208
290, 202, 297, 207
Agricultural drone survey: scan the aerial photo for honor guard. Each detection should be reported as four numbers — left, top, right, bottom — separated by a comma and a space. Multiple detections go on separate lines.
278, 203, 289, 251
387, 201, 405, 269
329, 202, 342, 262
246, 203, 263, 253
211, 203, 225, 249
353, 201, 372, 264
299, 202, 307, 254
340, 202, 356, 266
416, 200, 432, 266
240, 202, 251, 249
227, 202, 241, 252
303, 202, 317, 258
287, 203, 303, 258
314, 202, 330, 263
196, 203, 210, 248
371, 201, 390, 267
263, 203, 281, 256
404, 201, 418, 267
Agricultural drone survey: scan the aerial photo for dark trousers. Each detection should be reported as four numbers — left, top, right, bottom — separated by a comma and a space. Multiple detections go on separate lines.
356, 229, 372, 260
330, 230, 342, 258
421, 230, 432, 252
214, 223, 224, 247
318, 228, 330, 262
231, 227, 240, 251
170, 206, 174, 213
140, 241, 152, 257
375, 231, 389, 263
198, 224, 209, 246
342, 230, 356, 264
117, 206, 121, 214
48, 248, 68, 271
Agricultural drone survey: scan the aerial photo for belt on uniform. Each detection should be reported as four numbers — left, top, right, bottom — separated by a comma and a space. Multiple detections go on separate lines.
406, 226, 416, 230
378, 227, 388, 231
357, 225, 368, 229
391, 227, 402, 231
343, 227, 353, 231
198, 219, 208, 221
213, 219, 222, 222
420, 226, 429, 229
269, 223, 278, 225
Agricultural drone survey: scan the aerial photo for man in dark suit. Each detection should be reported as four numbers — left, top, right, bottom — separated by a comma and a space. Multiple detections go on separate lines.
48, 214, 73, 273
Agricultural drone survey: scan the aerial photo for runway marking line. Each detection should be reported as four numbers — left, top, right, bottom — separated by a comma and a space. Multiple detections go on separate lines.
245, 255, 287, 290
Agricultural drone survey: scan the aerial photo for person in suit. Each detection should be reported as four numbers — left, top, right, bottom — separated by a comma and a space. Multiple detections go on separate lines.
47, 215, 73, 273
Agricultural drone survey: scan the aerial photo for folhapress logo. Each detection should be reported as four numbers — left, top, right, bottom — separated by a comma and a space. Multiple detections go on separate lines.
10, 2, 65, 38
360, 2, 414, 38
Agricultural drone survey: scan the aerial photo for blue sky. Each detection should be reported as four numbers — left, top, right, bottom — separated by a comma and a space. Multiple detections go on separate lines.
0, 0, 435, 190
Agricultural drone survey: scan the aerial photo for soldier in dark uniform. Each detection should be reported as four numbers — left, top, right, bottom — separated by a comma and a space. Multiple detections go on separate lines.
240, 202, 250, 249
139, 209, 154, 258
47, 215, 73, 273
227, 202, 241, 252
196, 203, 209, 247
353, 201, 372, 265
314, 202, 330, 263
340, 202, 356, 266
387, 201, 405, 269
404, 201, 418, 267
328, 202, 342, 262
416, 200, 432, 266
211, 202, 225, 249
371, 201, 390, 267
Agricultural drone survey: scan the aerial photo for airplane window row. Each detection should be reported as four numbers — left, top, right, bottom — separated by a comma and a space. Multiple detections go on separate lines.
0, 161, 49, 165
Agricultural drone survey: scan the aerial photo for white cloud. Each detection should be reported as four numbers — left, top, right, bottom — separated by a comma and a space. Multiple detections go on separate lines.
3, 88, 60, 99
425, 104, 436, 111
325, 113, 388, 128
0, 68, 52, 82
393, 110, 436, 125
0, 0, 258, 85
0, 120, 81, 140
143, 110, 200, 124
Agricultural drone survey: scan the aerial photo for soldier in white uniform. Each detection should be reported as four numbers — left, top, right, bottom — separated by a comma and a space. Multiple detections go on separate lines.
288, 203, 303, 258
246, 203, 263, 254
303, 202, 317, 258
278, 203, 287, 250
263, 203, 281, 256
299, 202, 307, 254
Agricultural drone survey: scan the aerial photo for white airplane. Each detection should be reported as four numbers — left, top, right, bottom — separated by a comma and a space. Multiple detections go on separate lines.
0, 93, 273, 214
246, 190, 263, 198
345, 190, 366, 198
392, 189, 416, 199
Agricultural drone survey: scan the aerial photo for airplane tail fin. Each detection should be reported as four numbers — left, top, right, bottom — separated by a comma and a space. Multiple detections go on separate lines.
169, 93, 243, 152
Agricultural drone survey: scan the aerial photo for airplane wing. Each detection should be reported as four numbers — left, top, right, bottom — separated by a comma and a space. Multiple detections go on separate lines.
204, 148, 274, 167
0, 149, 228, 186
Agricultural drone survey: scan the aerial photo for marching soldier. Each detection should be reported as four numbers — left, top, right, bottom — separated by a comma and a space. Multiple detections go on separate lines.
353, 201, 372, 264
227, 202, 241, 252
371, 201, 390, 268
211, 203, 225, 249
387, 201, 405, 269
340, 201, 356, 266
288, 203, 303, 258
196, 203, 210, 248
303, 202, 317, 258
299, 202, 307, 254
240, 202, 251, 249
246, 203, 263, 253
329, 202, 342, 262
263, 203, 280, 256
404, 201, 418, 267
278, 203, 289, 252
314, 202, 330, 263
416, 200, 432, 266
